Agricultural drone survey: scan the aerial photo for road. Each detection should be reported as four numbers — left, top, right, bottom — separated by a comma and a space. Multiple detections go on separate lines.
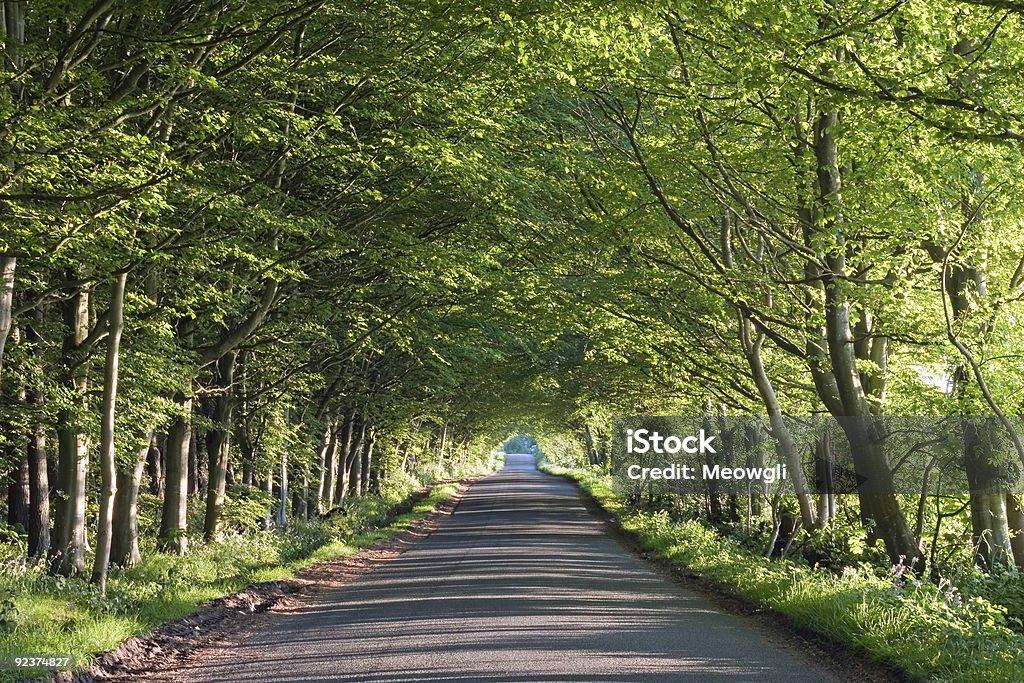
170, 454, 841, 682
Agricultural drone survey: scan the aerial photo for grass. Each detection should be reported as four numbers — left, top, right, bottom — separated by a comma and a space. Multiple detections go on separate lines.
542, 462, 1024, 683
0, 480, 464, 682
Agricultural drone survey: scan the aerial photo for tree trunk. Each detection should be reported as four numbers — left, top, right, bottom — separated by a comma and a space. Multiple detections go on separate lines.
203, 351, 236, 541
0, 255, 14, 379
111, 438, 149, 567
335, 411, 355, 505
158, 395, 192, 554
582, 424, 599, 465
188, 429, 200, 496
437, 423, 448, 472
296, 472, 309, 519
6, 453, 29, 531
964, 419, 1013, 567
92, 272, 127, 592
276, 449, 287, 527
1006, 494, 1024, 569
813, 429, 835, 527
50, 277, 90, 576
363, 428, 377, 495
26, 411, 49, 558
314, 422, 335, 514
146, 437, 162, 495
739, 314, 817, 530
813, 109, 920, 568
25, 307, 49, 559
347, 418, 366, 498
939, 212, 1018, 568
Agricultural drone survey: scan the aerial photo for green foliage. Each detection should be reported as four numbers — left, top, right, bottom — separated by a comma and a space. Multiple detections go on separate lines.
221, 485, 279, 533
3, 0, 1024, 678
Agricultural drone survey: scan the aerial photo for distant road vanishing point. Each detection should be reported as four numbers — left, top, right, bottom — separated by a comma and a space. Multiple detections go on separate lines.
166, 454, 844, 682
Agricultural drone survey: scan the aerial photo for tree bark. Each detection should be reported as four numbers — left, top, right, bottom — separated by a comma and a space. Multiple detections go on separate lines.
50, 277, 90, 576
437, 423, 448, 472
6, 453, 29, 531
92, 272, 127, 592
158, 395, 192, 553
347, 417, 366, 498
146, 437, 162, 495
315, 422, 335, 513
964, 419, 1013, 566
203, 351, 236, 541
363, 427, 377, 495
188, 429, 200, 496
111, 438, 148, 568
276, 449, 288, 527
0, 256, 14, 379
24, 306, 49, 558
813, 429, 836, 527
26, 413, 49, 559
739, 314, 818, 530
814, 110, 919, 568
334, 411, 355, 505
1006, 494, 1024, 568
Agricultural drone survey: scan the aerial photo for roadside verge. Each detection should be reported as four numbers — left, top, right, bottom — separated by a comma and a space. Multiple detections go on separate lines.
539, 464, 922, 683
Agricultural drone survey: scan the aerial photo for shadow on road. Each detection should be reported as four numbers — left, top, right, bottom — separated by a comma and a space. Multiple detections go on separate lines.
171, 452, 838, 682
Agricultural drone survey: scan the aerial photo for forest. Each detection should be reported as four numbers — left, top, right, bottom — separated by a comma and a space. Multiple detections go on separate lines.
2, 1, 1024, 680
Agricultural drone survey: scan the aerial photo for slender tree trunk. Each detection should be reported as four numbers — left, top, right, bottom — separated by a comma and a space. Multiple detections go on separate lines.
1006, 494, 1024, 568
111, 437, 148, 568
348, 418, 366, 498
92, 272, 127, 592
276, 449, 287, 527
0, 256, 14, 379
27, 410, 49, 558
147, 436, 162, 495
363, 428, 377, 494
25, 307, 49, 558
188, 429, 200, 496
3, 321, 28, 532
6, 453, 29, 531
437, 423, 448, 472
158, 395, 192, 553
335, 411, 355, 504
739, 314, 817, 530
814, 429, 835, 528
400, 438, 412, 473
296, 471, 309, 519
50, 277, 90, 576
314, 422, 334, 514
203, 351, 236, 541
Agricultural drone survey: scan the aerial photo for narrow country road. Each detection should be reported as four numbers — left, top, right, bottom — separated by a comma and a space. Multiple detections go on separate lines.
169, 455, 844, 682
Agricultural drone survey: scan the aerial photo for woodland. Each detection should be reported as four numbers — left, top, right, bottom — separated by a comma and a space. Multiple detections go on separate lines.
1, 1, 1024, 680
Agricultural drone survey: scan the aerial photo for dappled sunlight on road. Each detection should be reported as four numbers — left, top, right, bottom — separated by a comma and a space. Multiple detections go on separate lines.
172, 453, 837, 682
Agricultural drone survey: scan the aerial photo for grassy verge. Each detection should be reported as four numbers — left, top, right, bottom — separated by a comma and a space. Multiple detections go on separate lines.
542, 463, 1024, 683
0, 480, 464, 682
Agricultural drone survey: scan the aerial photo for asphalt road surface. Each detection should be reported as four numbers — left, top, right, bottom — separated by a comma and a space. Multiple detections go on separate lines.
172, 454, 840, 682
